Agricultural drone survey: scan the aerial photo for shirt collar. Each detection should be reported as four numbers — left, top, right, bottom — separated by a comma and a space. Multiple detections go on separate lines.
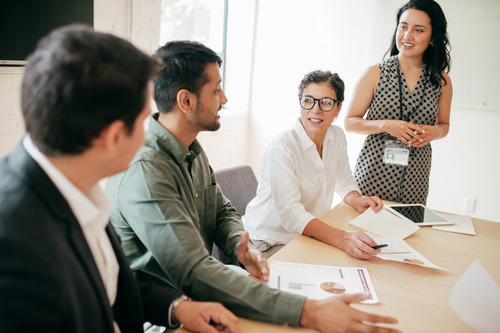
148, 113, 203, 164
293, 119, 336, 151
23, 136, 113, 229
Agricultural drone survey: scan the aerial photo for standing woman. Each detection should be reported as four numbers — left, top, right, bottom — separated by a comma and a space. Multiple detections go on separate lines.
345, 0, 452, 204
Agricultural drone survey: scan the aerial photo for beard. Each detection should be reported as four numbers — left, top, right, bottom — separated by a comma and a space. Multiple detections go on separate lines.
193, 103, 221, 132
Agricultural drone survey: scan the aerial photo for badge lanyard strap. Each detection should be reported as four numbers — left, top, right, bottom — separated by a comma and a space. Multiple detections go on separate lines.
395, 56, 428, 122
394, 56, 429, 201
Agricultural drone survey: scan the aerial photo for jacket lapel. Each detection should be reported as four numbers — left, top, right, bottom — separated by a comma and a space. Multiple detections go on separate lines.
8, 144, 114, 330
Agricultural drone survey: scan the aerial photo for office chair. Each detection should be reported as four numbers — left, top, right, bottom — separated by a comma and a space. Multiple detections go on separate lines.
212, 165, 258, 263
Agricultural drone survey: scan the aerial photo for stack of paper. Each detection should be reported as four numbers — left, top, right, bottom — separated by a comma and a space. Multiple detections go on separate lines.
433, 213, 476, 235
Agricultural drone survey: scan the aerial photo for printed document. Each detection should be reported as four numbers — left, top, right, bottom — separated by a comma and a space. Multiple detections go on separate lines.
268, 260, 379, 304
348, 207, 419, 239
433, 213, 476, 235
372, 237, 445, 270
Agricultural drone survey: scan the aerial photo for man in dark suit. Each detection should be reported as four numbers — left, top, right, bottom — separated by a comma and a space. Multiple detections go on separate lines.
0, 24, 238, 333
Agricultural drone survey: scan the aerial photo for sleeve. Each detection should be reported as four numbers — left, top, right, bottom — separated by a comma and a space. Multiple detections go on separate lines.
115, 160, 305, 326
137, 275, 184, 328
263, 145, 316, 235
333, 131, 360, 199
107, 223, 183, 329
0, 239, 62, 331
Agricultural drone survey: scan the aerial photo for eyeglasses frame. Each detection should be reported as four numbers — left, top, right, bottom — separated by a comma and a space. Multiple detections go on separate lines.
298, 95, 340, 112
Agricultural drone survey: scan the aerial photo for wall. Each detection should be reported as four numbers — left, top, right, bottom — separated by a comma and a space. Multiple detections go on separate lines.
249, 0, 500, 222
0, 0, 160, 158
1, 0, 499, 222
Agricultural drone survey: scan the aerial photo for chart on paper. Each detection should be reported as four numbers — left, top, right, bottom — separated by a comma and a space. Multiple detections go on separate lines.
268, 261, 379, 304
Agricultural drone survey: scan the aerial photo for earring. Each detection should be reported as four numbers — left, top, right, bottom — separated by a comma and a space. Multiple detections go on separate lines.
430, 41, 434, 47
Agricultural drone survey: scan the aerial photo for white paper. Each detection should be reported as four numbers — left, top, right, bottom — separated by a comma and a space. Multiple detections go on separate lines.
449, 259, 500, 332
433, 213, 476, 235
348, 207, 419, 239
268, 260, 379, 304
372, 237, 445, 270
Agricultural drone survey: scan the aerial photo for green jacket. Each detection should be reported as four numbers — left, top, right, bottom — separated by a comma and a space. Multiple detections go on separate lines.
106, 113, 304, 326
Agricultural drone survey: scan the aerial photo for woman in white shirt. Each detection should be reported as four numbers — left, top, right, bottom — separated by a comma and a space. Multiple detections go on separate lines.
243, 70, 383, 259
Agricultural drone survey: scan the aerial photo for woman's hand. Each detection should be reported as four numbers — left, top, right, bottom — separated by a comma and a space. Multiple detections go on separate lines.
349, 196, 383, 214
342, 231, 381, 259
383, 120, 423, 144
408, 124, 445, 147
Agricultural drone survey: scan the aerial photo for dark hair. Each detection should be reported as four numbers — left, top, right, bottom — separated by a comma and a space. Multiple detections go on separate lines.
385, 0, 451, 87
298, 70, 345, 102
154, 41, 222, 113
21, 24, 158, 156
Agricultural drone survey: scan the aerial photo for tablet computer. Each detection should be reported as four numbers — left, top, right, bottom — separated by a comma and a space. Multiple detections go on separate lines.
385, 204, 454, 226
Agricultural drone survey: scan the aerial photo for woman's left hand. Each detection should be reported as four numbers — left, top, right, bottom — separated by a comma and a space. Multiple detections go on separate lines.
408, 125, 442, 147
350, 196, 383, 214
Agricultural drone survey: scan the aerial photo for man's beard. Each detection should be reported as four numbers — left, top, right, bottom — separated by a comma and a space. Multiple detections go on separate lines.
194, 103, 221, 132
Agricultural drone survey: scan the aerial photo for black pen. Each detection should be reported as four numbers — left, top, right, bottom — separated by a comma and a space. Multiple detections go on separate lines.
372, 243, 389, 249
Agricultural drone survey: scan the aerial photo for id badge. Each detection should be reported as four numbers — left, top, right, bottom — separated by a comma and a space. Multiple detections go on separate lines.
383, 140, 410, 166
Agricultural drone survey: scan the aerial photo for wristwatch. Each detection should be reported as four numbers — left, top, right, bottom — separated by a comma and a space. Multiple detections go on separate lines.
168, 295, 191, 328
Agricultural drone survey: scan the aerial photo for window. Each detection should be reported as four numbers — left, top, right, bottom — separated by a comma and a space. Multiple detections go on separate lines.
160, 0, 228, 85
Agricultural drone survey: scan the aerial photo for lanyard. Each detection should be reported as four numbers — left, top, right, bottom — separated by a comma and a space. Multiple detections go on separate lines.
395, 56, 427, 122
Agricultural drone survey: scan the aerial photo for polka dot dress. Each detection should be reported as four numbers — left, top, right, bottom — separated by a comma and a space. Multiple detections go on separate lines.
354, 57, 442, 205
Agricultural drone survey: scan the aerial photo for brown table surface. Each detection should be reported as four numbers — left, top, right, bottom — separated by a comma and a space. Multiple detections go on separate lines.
178, 202, 500, 332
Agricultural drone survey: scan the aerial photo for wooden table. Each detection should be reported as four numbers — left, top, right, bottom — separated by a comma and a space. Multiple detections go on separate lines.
179, 202, 500, 332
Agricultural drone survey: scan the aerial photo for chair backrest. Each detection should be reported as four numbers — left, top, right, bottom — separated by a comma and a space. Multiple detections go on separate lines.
215, 165, 258, 216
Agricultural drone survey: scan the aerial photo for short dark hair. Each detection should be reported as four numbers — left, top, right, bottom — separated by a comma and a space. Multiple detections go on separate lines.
298, 70, 345, 102
154, 41, 222, 113
385, 0, 451, 87
21, 24, 158, 156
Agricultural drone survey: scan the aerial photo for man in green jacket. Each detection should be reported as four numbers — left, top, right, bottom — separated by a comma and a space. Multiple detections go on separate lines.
106, 40, 400, 333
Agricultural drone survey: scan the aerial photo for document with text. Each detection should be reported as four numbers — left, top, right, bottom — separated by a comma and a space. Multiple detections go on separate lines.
372, 237, 445, 270
268, 260, 379, 304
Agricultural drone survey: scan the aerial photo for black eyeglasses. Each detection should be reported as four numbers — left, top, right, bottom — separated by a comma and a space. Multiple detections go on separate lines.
299, 95, 339, 112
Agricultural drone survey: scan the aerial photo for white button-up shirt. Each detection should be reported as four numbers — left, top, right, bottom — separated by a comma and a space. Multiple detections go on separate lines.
243, 120, 359, 245
23, 136, 119, 310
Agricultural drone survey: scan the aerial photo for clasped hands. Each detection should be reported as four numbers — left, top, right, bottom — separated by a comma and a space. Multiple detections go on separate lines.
386, 120, 438, 148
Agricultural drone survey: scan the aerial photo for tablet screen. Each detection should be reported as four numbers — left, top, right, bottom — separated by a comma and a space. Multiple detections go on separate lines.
390, 205, 448, 223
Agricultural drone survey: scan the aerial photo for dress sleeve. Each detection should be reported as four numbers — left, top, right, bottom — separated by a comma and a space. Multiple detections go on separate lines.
115, 160, 305, 326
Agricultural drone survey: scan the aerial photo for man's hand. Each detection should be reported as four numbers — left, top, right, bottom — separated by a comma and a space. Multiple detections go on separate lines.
236, 231, 269, 282
175, 300, 240, 333
300, 294, 400, 333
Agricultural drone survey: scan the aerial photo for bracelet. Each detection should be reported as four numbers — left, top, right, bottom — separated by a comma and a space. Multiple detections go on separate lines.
168, 295, 191, 328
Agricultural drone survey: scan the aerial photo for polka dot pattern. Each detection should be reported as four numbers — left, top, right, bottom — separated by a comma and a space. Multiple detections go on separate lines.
354, 57, 442, 205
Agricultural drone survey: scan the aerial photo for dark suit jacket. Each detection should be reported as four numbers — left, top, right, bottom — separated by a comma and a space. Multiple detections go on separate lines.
0, 144, 183, 332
